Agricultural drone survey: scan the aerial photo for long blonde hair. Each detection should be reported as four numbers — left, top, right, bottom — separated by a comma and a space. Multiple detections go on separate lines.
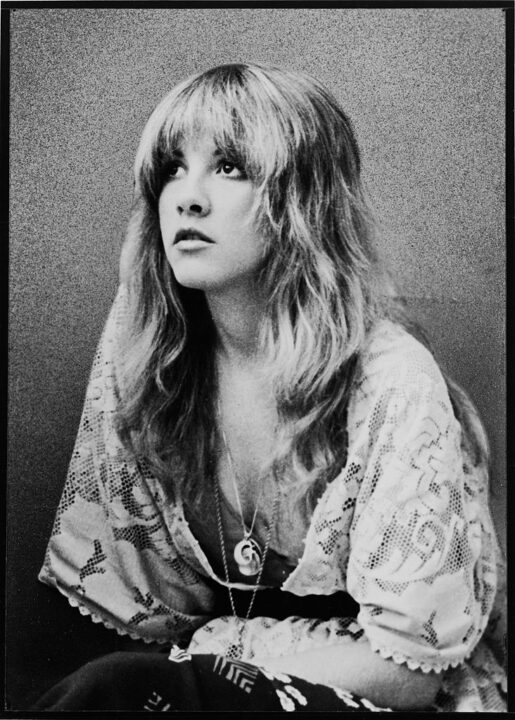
116, 62, 488, 512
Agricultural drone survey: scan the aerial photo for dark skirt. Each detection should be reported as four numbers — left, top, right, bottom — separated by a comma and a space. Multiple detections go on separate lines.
31, 647, 389, 712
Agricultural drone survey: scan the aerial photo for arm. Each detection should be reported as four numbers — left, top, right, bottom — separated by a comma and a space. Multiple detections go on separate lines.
246, 337, 496, 711
252, 638, 441, 710
39, 285, 216, 646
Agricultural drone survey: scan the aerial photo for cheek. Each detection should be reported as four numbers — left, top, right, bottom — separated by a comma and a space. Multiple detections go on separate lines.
158, 188, 175, 230
228, 194, 260, 236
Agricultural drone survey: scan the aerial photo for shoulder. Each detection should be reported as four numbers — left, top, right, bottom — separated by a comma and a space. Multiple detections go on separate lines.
355, 319, 447, 394
102, 284, 130, 342
347, 320, 455, 440
89, 284, 131, 382
111, 283, 130, 319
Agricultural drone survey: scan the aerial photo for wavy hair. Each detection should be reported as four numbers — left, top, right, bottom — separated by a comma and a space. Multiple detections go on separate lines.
116, 62, 488, 513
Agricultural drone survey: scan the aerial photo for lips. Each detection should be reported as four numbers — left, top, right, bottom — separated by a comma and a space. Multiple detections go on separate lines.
173, 228, 214, 245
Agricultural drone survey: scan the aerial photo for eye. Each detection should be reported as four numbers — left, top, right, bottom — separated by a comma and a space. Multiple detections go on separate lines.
167, 161, 183, 178
158, 157, 185, 184
216, 160, 246, 178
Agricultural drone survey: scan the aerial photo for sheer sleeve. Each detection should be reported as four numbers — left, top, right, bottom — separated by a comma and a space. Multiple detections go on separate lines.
38, 285, 216, 645
345, 340, 499, 673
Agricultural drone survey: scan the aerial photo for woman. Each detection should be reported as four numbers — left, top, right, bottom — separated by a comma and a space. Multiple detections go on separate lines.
34, 63, 506, 712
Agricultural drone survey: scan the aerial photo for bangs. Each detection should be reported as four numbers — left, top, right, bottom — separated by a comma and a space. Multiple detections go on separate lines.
136, 65, 297, 202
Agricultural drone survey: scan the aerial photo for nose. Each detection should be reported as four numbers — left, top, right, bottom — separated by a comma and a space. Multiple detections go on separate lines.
176, 178, 210, 217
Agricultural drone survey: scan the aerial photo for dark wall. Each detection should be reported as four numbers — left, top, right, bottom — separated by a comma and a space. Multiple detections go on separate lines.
7, 8, 505, 709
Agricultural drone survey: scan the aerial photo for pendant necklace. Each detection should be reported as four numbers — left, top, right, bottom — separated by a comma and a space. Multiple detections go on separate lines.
213, 468, 278, 660
217, 399, 265, 577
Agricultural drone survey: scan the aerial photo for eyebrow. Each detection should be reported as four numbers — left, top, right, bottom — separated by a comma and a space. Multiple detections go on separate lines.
168, 146, 223, 157
166, 143, 241, 162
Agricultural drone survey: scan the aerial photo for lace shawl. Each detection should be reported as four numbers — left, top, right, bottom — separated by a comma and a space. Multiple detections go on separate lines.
39, 285, 506, 711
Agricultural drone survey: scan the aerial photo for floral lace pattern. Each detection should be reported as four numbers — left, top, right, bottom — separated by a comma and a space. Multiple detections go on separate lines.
39, 285, 506, 711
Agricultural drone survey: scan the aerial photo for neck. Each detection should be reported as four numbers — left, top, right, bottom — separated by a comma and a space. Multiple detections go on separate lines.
205, 282, 266, 365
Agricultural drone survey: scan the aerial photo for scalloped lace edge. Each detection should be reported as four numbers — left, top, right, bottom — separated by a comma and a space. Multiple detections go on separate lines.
368, 638, 479, 674
368, 640, 507, 691
53, 583, 168, 645
46, 580, 508, 694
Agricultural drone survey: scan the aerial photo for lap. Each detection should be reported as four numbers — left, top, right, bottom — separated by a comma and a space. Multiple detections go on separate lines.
31, 647, 387, 712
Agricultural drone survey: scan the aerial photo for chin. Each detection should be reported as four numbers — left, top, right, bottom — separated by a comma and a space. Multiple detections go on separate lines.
173, 271, 257, 295
174, 276, 213, 291
169, 258, 260, 294
172, 269, 224, 292
168, 262, 210, 290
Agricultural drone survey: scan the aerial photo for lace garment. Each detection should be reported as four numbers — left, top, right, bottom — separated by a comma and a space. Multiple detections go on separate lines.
39, 285, 506, 711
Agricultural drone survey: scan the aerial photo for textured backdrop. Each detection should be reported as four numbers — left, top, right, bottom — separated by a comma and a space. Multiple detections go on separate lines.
8, 7, 505, 709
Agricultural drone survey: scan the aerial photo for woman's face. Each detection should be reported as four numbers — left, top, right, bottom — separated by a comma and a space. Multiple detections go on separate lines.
158, 134, 265, 294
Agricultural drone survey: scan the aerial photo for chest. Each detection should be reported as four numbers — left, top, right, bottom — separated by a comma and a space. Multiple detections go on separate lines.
215, 361, 278, 521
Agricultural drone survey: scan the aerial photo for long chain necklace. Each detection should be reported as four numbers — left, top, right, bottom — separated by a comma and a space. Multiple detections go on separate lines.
213, 473, 278, 660
217, 400, 265, 576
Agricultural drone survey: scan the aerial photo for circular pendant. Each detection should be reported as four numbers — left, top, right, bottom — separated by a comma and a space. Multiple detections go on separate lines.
233, 537, 263, 576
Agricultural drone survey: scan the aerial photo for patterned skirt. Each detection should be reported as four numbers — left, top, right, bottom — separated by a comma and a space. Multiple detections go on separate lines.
31, 646, 391, 712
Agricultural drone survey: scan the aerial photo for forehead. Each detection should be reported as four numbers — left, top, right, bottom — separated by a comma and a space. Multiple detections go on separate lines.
173, 133, 227, 156
149, 81, 293, 182
159, 85, 244, 145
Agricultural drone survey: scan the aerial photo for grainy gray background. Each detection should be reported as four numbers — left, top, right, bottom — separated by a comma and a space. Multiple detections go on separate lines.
7, 7, 505, 709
